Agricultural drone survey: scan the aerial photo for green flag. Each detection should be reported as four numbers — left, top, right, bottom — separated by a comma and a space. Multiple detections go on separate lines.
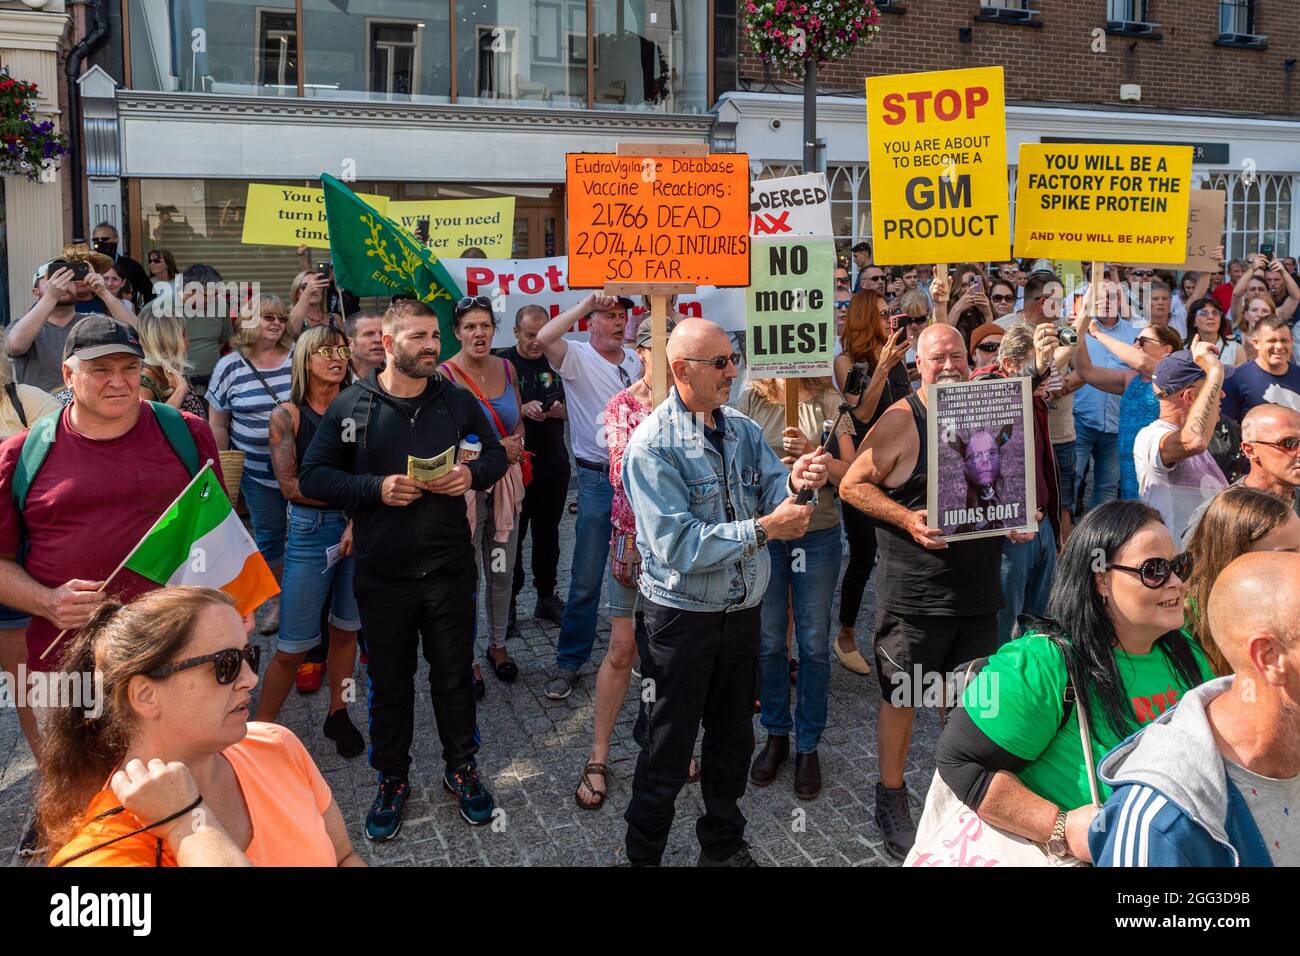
319, 172, 463, 358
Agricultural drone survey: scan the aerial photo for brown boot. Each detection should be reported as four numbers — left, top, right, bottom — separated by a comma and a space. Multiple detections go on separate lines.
794, 751, 822, 800
749, 734, 788, 786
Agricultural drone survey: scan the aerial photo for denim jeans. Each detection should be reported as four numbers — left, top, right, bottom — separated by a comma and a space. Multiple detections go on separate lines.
278, 505, 359, 655
996, 519, 1056, 643
758, 525, 843, 753
240, 474, 287, 566
1052, 440, 1076, 518
1073, 423, 1119, 515
555, 466, 614, 672
470, 489, 521, 649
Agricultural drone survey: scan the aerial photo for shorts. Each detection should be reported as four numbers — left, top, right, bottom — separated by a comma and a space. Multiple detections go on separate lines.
605, 560, 637, 618
873, 608, 999, 704
277, 505, 361, 655
0, 603, 32, 630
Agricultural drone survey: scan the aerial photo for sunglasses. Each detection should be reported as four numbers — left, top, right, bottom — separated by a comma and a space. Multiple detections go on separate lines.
1252, 436, 1300, 454
1106, 552, 1192, 589
262, 313, 288, 322
312, 345, 352, 359
455, 295, 494, 315
681, 353, 741, 370
1136, 336, 1161, 348
836, 301, 851, 311
148, 645, 261, 685
148, 255, 162, 264
976, 342, 1001, 353
991, 293, 1015, 303
1129, 270, 1155, 278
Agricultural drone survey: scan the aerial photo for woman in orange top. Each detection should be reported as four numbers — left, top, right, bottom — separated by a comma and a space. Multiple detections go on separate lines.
40, 587, 364, 867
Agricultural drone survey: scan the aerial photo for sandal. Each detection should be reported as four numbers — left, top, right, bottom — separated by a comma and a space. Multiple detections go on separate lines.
486, 646, 519, 683
575, 762, 610, 810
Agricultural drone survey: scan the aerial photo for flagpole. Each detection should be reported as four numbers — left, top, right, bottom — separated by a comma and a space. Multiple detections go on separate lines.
39, 459, 217, 661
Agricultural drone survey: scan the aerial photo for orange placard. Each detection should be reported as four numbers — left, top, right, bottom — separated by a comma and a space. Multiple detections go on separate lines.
565, 152, 751, 288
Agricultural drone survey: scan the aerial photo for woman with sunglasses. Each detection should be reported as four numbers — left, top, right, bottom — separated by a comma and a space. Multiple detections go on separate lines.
208, 294, 294, 635
1068, 305, 1183, 500
831, 289, 911, 674
42, 587, 363, 867
933, 500, 1213, 863
987, 278, 1018, 320
1182, 296, 1244, 368
146, 248, 177, 286
256, 325, 363, 755
439, 296, 526, 690
1185, 486, 1300, 677
289, 269, 343, 335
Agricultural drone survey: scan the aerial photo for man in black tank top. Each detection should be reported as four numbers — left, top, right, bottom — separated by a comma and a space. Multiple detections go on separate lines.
839, 324, 1005, 861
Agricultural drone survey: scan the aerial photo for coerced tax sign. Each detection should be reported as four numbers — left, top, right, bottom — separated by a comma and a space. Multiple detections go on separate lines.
1013, 143, 1194, 265
565, 152, 751, 287
749, 173, 832, 237
746, 237, 836, 378
866, 66, 1009, 264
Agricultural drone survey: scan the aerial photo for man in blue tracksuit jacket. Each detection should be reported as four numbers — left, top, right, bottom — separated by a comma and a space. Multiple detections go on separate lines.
1090, 551, 1300, 867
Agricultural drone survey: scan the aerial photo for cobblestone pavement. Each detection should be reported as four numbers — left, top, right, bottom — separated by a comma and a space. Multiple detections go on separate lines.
1, 486, 941, 867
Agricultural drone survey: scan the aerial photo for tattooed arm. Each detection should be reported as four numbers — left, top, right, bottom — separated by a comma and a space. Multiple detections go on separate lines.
269, 404, 330, 506
1158, 341, 1224, 468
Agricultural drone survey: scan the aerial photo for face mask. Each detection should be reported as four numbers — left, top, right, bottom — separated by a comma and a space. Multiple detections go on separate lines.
93, 237, 118, 258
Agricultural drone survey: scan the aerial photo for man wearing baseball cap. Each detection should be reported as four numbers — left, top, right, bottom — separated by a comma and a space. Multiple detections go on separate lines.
533, 291, 641, 700
0, 315, 223, 696
1133, 344, 1228, 537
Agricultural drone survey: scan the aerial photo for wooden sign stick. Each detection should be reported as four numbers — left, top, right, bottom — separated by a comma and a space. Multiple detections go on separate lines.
651, 293, 669, 408
785, 378, 800, 429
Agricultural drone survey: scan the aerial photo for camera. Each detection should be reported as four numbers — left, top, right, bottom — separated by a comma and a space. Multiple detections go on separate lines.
1058, 327, 1078, 347
46, 258, 90, 281
844, 362, 869, 394
768, 118, 782, 131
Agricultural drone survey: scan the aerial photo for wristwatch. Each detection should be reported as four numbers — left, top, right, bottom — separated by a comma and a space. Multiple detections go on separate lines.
1045, 809, 1070, 859
754, 521, 769, 549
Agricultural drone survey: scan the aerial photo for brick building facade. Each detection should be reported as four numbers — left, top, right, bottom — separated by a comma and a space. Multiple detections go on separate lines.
718, 0, 1300, 260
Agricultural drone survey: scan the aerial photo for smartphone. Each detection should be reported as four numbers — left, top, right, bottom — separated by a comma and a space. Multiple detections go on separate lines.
970, 276, 983, 294
415, 218, 431, 244
888, 312, 906, 337
1260, 243, 1275, 260
315, 262, 333, 277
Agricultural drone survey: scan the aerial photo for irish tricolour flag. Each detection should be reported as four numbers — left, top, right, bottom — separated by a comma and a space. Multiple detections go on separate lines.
123, 463, 279, 615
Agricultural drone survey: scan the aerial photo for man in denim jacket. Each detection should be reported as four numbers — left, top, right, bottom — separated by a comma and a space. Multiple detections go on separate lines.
621, 318, 831, 867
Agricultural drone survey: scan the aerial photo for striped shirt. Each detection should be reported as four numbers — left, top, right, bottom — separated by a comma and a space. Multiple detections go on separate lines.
207, 348, 293, 488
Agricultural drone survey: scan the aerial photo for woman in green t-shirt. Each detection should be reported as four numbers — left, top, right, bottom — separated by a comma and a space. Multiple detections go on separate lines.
935, 500, 1213, 863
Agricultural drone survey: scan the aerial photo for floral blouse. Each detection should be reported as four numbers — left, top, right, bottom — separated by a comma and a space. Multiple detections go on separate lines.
605, 386, 649, 539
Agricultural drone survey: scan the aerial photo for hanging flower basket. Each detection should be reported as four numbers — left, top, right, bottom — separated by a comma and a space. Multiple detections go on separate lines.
742, 1, 881, 72
0, 73, 69, 181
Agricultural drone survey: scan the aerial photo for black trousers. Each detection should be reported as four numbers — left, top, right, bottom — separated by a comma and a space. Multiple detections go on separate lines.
512, 466, 570, 600
624, 598, 761, 866
838, 501, 877, 628
355, 561, 479, 780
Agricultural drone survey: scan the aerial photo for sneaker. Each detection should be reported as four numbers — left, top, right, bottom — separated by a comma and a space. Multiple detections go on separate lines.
534, 593, 566, 626
444, 762, 495, 826
323, 707, 365, 758
544, 667, 578, 700
698, 843, 761, 867
874, 782, 916, 861
259, 598, 280, 635
365, 777, 410, 842
295, 661, 324, 694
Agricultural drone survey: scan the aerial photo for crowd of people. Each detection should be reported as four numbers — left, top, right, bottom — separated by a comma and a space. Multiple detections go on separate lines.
0, 232, 1296, 868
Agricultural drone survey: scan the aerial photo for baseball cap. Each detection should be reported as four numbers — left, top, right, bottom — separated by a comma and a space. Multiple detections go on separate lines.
969, 323, 1005, 354
1153, 352, 1206, 396
63, 315, 145, 362
611, 296, 635, 311
634, 315, 678, 349
32, 261, 53, 287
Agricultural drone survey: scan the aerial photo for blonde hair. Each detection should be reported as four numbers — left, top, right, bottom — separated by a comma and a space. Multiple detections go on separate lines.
0, 351, 14, 390
290, 324, 352, 406
748, 376, 836, 406
290, 270, 311, 307
235, 293, 293, 353
136, 309, 191, 378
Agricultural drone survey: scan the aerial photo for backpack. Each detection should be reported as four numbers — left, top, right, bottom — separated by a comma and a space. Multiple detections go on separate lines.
12, 401, 201, 512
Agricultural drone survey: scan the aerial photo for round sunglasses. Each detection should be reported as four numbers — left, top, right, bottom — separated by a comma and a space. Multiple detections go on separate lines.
1106, 552, 1192, 589
147, 645, 261, 685
312, 345, 352, 359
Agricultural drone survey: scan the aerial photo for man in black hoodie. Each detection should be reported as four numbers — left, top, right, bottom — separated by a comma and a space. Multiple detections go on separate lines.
300, 298, 508, 840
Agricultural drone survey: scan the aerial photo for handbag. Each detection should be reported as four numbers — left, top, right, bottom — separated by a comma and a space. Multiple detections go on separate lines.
610, 531, 641, 589
444, 359, 533, 485
904, 654, 1103, 868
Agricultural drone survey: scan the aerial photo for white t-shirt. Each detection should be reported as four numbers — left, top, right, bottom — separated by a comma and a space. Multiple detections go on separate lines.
551, 339, 641, 464
1134, 419, 1228, 542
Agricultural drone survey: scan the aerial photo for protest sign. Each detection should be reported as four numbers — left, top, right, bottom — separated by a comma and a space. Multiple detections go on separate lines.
242, 183, 390, 248
387, 197, 515, 257
746, 237, 836, 378
1013, 143, 1194, 264
440, 255, 745, 346
866, 66, 1009, 265
1132, 189, 1226, 272
565, 152, 751, 288
927, 377, 1037, 542
750, 173, 832, 237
